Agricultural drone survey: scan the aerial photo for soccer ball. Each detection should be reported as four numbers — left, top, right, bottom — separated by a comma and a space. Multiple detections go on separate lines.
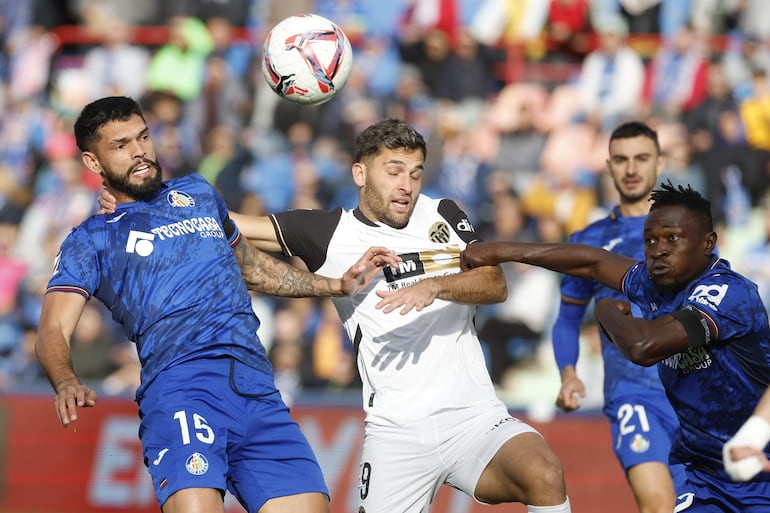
261, 13, 353, 105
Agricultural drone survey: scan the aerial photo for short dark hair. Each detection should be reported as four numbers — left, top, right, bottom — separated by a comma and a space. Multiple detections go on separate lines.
649, 180, 713, 231
609, 121, 660, 155
74, 96, 146, 152
354, 118, 426, 164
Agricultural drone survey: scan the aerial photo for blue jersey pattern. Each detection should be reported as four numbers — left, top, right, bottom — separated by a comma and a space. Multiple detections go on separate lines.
558, 207, 666, 403
623, 256, 770, 476
47, 174, 272, 399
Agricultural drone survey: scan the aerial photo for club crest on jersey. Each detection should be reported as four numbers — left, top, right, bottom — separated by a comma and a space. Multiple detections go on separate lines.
429, 222, 450, 243
167, 190, 195, 207
629, 433, 650, 453
185, 452, 209, 475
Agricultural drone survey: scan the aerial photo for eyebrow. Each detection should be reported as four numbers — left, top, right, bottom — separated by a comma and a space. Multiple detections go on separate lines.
383, 159, 424, 170
612, 152, 653, 159
109, 126, 149, 145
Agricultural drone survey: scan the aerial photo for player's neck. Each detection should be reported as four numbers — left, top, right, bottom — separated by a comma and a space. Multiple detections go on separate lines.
618, 200, 650, 218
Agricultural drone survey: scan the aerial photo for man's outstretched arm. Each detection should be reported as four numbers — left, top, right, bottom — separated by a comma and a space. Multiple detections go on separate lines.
461, 241, 635, 291
233, 235, 399, 297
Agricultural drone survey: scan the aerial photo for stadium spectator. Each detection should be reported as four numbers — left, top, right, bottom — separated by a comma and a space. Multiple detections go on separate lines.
433, 28, 505, 104
185, 54, 252, 141
460, 181, 770, 511
735, 191, 770, 319
737, 67, 770, 204
573, 12, 645, 131
80, 13, 150, 100
542, 0, 592, 63
37, 95, 397, 513
657, 122, 708, 194
145, 15, 213, 101
641, 22, 709, 121
204, 15, 255, 81
683, 59, 740, 155
397, 27, 452, 97
721, 32, 770, 101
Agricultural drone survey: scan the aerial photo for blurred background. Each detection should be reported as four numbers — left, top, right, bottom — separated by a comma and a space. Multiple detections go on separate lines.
0, 0, 769, 511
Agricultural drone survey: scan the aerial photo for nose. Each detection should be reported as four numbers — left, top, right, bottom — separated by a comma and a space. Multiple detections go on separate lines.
131, 139, 148, 160
651, 242, 669, 258
396, 174, 412, 194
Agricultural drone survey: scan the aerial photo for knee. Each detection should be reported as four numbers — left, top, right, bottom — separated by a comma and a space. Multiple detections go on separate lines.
525, 447, 567, 501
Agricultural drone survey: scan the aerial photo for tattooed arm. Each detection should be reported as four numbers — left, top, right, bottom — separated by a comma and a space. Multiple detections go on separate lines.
232, 235, 399, 297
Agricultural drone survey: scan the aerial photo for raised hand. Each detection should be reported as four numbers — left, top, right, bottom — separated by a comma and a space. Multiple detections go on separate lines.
342, 247, 400, 296
97, 188, 117, 214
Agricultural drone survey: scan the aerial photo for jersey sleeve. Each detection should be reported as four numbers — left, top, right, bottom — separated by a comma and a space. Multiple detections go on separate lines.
552, 230, 593, 370
216, 192, 240, 246
270, 208, 343, 272
437, 198, 479, 244
682, 273, 757, 343
46, 226, 100, 299
552, 300, 587, 371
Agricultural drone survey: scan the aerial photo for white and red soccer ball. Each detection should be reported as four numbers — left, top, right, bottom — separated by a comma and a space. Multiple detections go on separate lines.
261, 13, 354, 105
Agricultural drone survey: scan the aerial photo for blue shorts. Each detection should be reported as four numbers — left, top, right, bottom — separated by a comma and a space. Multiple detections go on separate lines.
138, 357, 328, 511
673, 464, 770, 512
605, 394, 678, 471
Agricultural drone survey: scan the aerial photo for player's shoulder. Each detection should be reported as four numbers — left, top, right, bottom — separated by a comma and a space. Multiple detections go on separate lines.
699, 258, 758, 292
276, 206, 344, 226
165, 173, 214, 194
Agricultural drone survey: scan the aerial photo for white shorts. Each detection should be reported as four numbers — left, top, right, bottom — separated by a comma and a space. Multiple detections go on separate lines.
356, 400, 539, 513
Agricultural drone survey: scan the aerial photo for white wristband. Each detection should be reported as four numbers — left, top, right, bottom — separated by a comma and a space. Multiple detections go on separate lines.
723, 416, 770, 482
732, 416, 770, 450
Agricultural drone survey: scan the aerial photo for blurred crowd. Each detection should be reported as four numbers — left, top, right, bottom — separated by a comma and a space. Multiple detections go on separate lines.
1, 0, 770, 407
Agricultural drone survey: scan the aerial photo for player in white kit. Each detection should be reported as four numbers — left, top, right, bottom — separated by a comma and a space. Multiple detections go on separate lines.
101, 118, 571, 512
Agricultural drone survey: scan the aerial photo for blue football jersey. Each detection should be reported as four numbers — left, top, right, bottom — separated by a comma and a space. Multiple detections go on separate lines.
47, 174, 272, 399
558, 207, 666, 402
623, 256, 770, 475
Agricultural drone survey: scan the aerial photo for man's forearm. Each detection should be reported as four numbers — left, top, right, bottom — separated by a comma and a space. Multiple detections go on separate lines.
36, 333, 80, 392
432, 265, 506, 304
233, 238, 342, 297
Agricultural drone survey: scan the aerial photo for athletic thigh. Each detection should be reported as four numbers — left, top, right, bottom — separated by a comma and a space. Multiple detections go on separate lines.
441, 401, 538, 500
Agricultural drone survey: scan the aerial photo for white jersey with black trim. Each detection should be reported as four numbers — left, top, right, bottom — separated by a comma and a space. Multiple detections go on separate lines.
270, 194, 502, 426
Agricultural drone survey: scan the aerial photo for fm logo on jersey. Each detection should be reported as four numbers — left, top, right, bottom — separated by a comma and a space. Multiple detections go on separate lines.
167, 190, 195, 207
383, 246, 460, 283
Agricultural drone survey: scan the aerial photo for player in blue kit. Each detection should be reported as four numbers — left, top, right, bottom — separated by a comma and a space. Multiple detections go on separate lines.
552, 122, 680, 513
457, 182, 770, 511
34, 96, 398, 513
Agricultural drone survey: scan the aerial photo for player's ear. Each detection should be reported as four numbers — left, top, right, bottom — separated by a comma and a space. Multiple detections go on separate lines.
705, 230, 717, 253
82, 152, 102, 176
352, 162, 366, 187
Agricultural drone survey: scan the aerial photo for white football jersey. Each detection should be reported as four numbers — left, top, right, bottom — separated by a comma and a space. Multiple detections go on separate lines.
271, 194, 502, 425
